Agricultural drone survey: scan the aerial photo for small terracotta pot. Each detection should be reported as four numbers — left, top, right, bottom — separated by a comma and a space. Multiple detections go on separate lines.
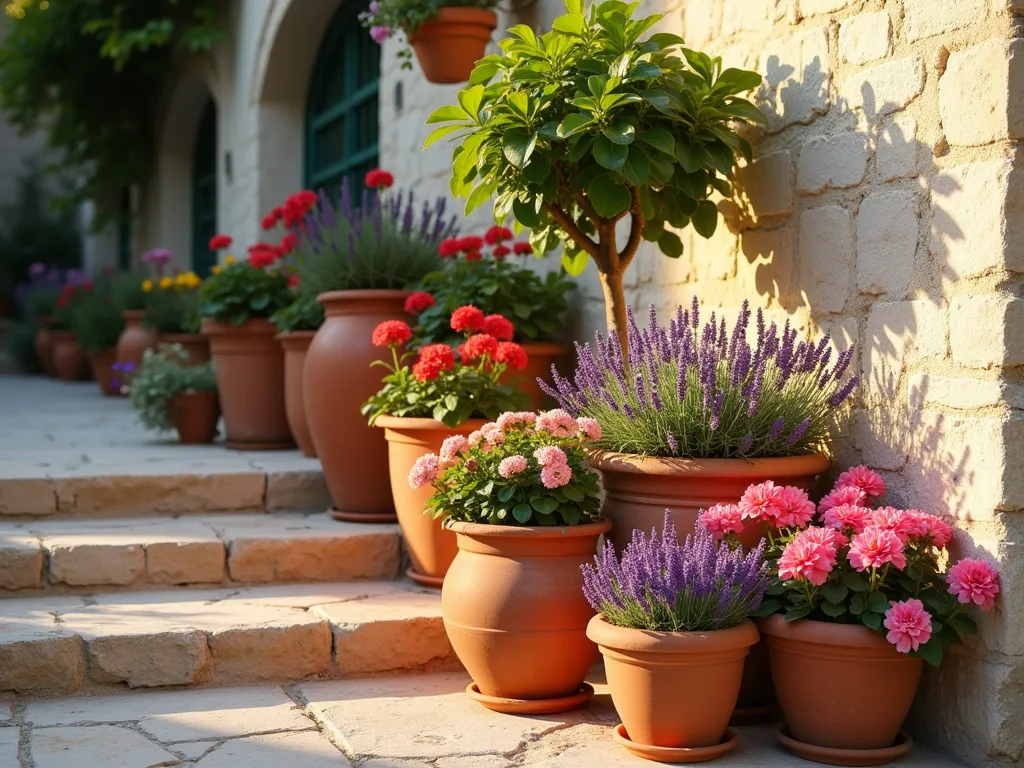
116, 310, 158, 377
588, 615, 758, 754
305, 290, 410, 521
408, 7, 498, 84
35, 315, 59, 377
375, 416, 485, 586
443, 519, 611, 711
90, 348, 121, 396
201, 318, 293, 450
51, 331, 90, 381
505, 341, 568, 410
171, 390, 221, 444
761, 615, 923, 757
159, 333, 210, 366
277, 331, 317, 458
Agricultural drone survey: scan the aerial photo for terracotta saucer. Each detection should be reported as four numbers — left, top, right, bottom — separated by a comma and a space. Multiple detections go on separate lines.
328, 506, 398, 524
729, 702, 778, 726
775, 726, 914, 766
612, 724, 739, 764
406, 567, 444, 588
466, 682, 594, 714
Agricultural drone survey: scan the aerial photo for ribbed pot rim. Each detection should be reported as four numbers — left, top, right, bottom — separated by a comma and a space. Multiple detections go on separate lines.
587, 614, 760, 654
374, 415, 486, 432
759, 614, 894, 650
448, 517, 612, 539
201, 317, 277, 336
589, 451, 831, 478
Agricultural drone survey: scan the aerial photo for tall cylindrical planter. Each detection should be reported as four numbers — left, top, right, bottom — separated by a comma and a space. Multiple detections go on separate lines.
201, 318, 293, 450
51, 331, 90, 382
443, 519, 611, 714
375, 416, 484, 587
116, 310, 158, 375
35, 315, 58, 378
171, 390, 221, 445
277, 331, 317, 458
159, 333, 210, 366
90, 348, 121, 396
505, 342, 567, 410
305, 290, 410, 522
761, 615, 921, 764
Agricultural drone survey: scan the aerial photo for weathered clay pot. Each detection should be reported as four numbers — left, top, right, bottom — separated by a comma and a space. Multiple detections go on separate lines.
90, 348, 121, 396
35, 315, 58, 377
277, 331, 317, 458
51, 330, 90, 381
505, 341, 567, 410
375, 416, 484, 587
171, 390, 220, 445
408, 7, 497, 84
115, 310, 158, 376
761, 615, 923, 760
443, 519, 611, 712
305, 290, 410, 521
201, 318, 293, 450
159, 333, 210, 366
588, 615, 757, 758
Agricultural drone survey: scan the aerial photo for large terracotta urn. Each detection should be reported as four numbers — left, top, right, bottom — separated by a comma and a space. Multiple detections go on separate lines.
90, 348, 121, 396
442, 519, 611, 714
201, 318, 293, 450
115, 310, 157, 375
305, 290, 410, 522
158, 333, 210, 366
34, 315, 58, 377
51, 331, 90, 381
505, 341, 567, 409
277, 331, 317, 458
375, 416, 484, 586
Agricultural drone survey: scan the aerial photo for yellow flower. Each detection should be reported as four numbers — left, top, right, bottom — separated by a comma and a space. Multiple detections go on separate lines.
184, 272, 201, 288
174, 273, 188, 287
142, 279, 153, 292
211, 265, 223, 275
224, 255, 237, 266
159, 276, 173, 289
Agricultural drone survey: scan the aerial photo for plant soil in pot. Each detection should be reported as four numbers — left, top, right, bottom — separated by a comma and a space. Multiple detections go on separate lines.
51, 330, 89, 381
277, 331, 317, 458
116, 310, 157, 373
172, 389, 220, 444
90, 348, 121, 396
159, 333, 209, 366
35, 315, 58, 377
408, 8, 497, 84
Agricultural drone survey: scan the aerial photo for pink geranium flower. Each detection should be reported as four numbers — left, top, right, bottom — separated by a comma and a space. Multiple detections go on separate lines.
884, 599, 932, 653
871, 507, 915, 542
533, 445, 568, 468
947, 559, 1000, 611
496, 411, 537, 431
902, 510, 953, 548
439, 435, 469, 465
498, 455, 529, 478
536, 409, 579, 438
698, 504, 744, 539
819, 485, 868, 514
577, 417, 602, 441
848, 527, 907, 571
821, 504, 874, 535
541, 463, 572, 488
775, 486, 817, 528
778, 536, 836, 586
738, 481, 786, 523
836, 465, 887, 499
408, 454, 440, 489
797, 526, 848, 556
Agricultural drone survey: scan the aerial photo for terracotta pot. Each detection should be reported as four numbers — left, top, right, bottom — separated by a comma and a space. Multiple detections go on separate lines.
159, 333, 210, 366
51, 331, 90, 381
305, 290, 410, 521
35, 315, 59, 377
90, 348, 121, 396
277, 331, 317, 458
443, 519, 611, 711
115, 310, 157, 379
375, 416, 484, 586
588, 615, 758, 754
761, 615, 923, 755
505, 341, 568, 410
408, 8, 497, 84
171, 390, 221, 444
201, 318, 293, 450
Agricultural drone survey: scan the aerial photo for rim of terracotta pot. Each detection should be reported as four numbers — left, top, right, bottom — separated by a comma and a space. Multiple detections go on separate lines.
759, 614, 900, 654
447, 518, 612, 539
589, 450, 831, 478
176, 388, 218, 401
275, 330, 318, 347
316, 289, 411, 316
160, 332, 206, 342
587, 614, 759, 655
201, 317, 277, 336
122, 310, 146, 322
373, 415, 487, 432
415, 6, 497, 28
518, 341, 568, 354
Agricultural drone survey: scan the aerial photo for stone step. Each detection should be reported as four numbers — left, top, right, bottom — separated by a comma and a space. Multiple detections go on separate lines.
0, 512, 401, 593
0, 581, 456, 696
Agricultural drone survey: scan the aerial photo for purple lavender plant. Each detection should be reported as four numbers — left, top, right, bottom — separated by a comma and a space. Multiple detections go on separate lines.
582, 512, 770, 632
540, 300, 857, 459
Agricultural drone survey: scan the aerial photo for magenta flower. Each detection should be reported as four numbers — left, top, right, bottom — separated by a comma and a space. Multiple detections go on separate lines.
884, 599, 932, 653
369, 25, 390, 43
947, 558, 1000, 611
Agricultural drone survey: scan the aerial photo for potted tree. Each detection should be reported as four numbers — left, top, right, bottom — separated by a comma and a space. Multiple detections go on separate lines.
426, 0, 765, 347
408, 227, 573, 408
363, 307, 529, 585
143, 265, 208, 365
584, 513, 769, 762
198, 235, 294, 449
410, 407, 606, 712
129, 344, 220, 444
360, 0, 500, 84
271, 291, 324, 458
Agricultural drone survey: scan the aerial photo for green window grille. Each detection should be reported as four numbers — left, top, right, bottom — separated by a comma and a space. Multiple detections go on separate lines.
305, 2, 380, 196
191, 101, 218, 275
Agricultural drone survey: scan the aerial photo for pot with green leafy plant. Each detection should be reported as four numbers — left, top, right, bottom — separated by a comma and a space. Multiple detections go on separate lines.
360, 0, 499, 84
288, 171, 453, 522
51, 281, 91, 382
69, 272, 128, 396
143, 263, 208, 365
272, 291, 324, 458
363, 308, 529, 586
584, 514, 769, 763
199, 234, 294, 450
408, 226, 573, 407
129, 344, 220, 445
409, 407, 606, 711
426, 0, 765, 349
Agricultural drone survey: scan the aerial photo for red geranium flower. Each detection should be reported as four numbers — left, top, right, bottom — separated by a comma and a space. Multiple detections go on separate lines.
288, 273, 301, 288
404, 291, 436, 314
365, 168, 395, 190
261, 207, 282, 231
439, 239, 461, 258
484, 225, 513, 245
513, 241, 534, 256
209, 234, 233, 251
495, 341, 528, 369
492, 245, 511, 260
248, 242, 279, 269
56, 295, 69, 309
482, 314, 514, 341
371, 320, 413, 347
464, 250, 482, 262
81, 281, 94, 292
418, 343, 456, 368
460, 333, 499, 362
279, 233, 299, 254
282, 191, 317, 228
450, 305, 485, 333
61, 285, 76, 296
457, 236, 484, 253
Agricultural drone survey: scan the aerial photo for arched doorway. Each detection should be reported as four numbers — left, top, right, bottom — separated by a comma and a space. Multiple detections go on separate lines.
191, 100, 217, 275
305, 2, 380, 195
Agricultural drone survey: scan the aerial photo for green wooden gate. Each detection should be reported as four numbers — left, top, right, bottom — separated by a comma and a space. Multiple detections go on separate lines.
191, 101, 217, 275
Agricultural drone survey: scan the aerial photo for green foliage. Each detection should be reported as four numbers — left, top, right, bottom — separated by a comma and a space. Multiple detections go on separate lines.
7, 320, 38, 372
128, 344, 217, 432
359, 0, 500, 68
0, 1, 224, 203
198, 263, 292, 326
270, 292, 324, 334
69, 274, 125, 354
24, 285, 59, 320
143, 274, 202, 333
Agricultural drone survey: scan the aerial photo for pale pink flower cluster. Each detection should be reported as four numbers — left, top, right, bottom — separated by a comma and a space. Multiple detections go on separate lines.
577, 417, 602, 441
469, 423, 504, 453
947, 559, 1000, 611
496, 411, 537, 430
533, 444, 572, 488
498, 455, 529, 478
818, 484, 868, 514
440, 435, 469, 465
836, 465, 887, 499
848, 527, 906, 571
821, 503, 874, 535
533, 445, 568, 468
884, 599, 932, 653
408, 453, 440, 489
698, 504, 744, 539
536, 409, 579, 438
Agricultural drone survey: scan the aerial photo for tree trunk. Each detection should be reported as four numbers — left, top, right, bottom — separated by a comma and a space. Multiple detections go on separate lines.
598, 265, 628, 354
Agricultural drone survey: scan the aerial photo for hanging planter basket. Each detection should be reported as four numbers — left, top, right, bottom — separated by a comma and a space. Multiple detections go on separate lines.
408, 8, 498, 84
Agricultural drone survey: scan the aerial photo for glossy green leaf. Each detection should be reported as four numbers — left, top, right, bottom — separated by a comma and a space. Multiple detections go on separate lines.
512, 503, 533, 523
561, 249, 589, 276
513, 197, 542, 228
637, 127, 675, 156
675, 141, 708, 174
457, 85, 485, 119
594, 135, 628, 171
502, 128, 536, 169
553, 13, 585, 35
587, 173, 631, 217
621, 146, 650, 185
426, 104, 470, 124
423, 124, 467, 149
691, 199, 718, 238
557, 113, 596, 138
602, 122, 635, 145
657, 229, 683, 257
